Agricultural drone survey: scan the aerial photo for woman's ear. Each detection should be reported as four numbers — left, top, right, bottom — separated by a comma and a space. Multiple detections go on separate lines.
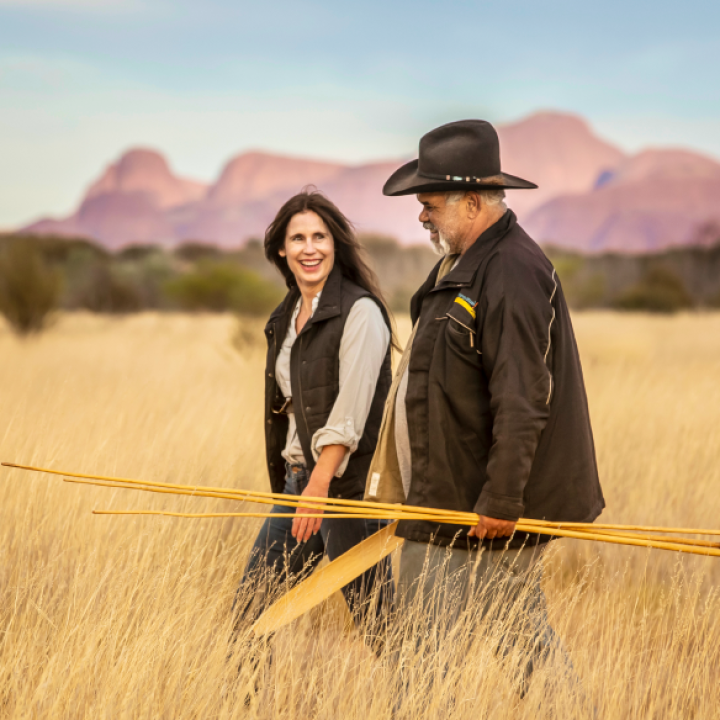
278, 248, 286, 258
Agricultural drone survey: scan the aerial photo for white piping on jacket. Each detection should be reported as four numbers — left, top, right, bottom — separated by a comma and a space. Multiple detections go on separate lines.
544, 269, 557, 404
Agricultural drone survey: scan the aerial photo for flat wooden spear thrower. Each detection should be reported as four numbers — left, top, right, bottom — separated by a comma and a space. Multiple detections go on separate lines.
4, 461, 720, 636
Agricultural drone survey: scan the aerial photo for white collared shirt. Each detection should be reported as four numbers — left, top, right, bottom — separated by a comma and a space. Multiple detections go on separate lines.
275, 292, 391, 476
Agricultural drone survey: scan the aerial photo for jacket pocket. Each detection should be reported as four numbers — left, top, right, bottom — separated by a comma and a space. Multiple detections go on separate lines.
445, 311, 479, 351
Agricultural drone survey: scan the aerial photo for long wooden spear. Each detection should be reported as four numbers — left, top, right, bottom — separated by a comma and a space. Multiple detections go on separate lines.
8, 461, 720, 538
2, 462, 474, 523
6, 461, 720, 540
90, 508, 720, 557
59, 475, 720, 553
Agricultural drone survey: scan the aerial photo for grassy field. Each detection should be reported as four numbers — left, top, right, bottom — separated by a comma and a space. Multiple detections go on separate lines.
1, 311, 720, 718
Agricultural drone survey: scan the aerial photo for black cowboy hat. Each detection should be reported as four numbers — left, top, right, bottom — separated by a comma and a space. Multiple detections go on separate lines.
383, 119, 537, 196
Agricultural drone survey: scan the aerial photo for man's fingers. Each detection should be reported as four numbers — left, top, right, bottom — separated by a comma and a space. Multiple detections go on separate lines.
469, 517, 517, 541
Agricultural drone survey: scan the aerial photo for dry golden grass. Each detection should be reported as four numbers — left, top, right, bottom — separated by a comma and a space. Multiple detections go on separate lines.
1, 310, 720, 718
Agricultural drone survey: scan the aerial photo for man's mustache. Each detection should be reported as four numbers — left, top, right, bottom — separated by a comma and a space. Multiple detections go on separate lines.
423, 222, 437, 232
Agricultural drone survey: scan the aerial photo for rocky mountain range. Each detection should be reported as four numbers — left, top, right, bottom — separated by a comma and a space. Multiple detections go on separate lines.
23, 111, 720, 253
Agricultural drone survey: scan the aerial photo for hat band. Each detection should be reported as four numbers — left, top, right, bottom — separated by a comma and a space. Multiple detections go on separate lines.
419, 170, 504, 185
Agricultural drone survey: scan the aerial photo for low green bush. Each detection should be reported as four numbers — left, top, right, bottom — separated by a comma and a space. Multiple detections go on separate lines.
164, 261, 283, 315
0, 238, 61, 335
612, 266, 694, 313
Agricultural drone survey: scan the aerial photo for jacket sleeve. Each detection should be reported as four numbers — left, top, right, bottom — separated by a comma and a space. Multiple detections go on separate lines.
474, 254, 557, 521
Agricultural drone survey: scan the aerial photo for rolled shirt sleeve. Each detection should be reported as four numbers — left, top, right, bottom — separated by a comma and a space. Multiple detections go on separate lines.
474, 255, 556, 520
312, 298, 391, 476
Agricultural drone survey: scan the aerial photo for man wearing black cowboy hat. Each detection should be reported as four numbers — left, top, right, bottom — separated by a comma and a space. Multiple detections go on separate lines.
365, 119, 604, 691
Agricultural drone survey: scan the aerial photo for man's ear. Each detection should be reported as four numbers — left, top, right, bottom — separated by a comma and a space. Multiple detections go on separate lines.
465, 192, 481, 219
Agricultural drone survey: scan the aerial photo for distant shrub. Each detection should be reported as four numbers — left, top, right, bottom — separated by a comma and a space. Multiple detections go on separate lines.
572, 273, 607, 309
613, 266, 694, 313
174, 242, 222, 263
164, 262, 283, 315
707, 289, 720, 309
0, 238, 61, 334
72, 262, 144, 313
117, 244, 161, 262
389, 286, 416, 314
18, 234, 109, 266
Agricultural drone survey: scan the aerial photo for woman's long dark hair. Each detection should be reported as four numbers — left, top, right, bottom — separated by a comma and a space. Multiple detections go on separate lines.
264, 188, 384, 300
264, 188, 399, 349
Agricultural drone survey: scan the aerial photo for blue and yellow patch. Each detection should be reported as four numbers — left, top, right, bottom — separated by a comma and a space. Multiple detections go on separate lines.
454, 293, 478, 319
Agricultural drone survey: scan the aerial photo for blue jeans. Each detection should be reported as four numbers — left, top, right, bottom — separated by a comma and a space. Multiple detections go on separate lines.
233, 464, 393, 637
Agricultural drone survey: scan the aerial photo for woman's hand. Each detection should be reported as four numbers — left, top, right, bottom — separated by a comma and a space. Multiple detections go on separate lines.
291, 471, 331, 542
291, 444, 347, 542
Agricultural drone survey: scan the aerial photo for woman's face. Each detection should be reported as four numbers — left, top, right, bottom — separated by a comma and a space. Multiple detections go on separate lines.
279, 211, 335, 290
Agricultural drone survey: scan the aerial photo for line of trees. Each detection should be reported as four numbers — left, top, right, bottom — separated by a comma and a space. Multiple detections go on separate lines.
546, 243, 720, 312
0, 236, 286, 335
1, 232, 719, 336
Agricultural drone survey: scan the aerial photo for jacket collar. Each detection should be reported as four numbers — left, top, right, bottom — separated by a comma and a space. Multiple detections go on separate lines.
433, 209, 516, 289
410, 210, 516, 323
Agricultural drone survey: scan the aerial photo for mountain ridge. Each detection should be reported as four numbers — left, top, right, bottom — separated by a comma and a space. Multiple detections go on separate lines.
22, 111, 720, 253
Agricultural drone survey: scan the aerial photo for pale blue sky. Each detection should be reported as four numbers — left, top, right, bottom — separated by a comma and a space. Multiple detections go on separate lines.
1, 0, 718, 226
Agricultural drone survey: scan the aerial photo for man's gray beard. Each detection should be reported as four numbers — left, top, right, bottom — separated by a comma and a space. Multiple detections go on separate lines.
431, 235, 451, 256
424, 222, 452, 256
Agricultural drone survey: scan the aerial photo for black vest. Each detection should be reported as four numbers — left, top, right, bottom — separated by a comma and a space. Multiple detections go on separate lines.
264, 265, 392, 499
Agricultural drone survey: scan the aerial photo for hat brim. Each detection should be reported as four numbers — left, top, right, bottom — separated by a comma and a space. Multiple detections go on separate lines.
383, 160, 537, 196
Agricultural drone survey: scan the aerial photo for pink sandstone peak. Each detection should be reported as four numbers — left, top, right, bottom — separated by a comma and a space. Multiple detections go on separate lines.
86, 148, 207, 209
524, 148, 720, 252
206, 151, 346, 206
498, 111, 626, 218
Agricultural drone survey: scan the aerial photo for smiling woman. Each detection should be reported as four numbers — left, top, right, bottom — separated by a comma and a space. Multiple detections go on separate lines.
231, 189, 396, 652
279, 211, 336, 323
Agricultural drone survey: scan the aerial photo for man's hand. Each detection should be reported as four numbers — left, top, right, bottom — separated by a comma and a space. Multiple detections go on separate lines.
468, 515, 517, 540
291, 469, 332, 543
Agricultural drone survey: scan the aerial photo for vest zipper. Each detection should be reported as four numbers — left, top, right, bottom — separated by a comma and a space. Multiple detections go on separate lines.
273, 322, 278, 365
297, 334, 310, 442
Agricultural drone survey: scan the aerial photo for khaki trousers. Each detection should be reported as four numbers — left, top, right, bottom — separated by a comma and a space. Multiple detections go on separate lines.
396, 540, 573, 695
